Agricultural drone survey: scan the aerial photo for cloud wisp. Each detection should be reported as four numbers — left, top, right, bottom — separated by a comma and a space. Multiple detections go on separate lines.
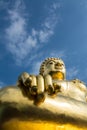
38, 2, 61, 43
50, 50, 66, 59
67, 67, 79, 79
5, 2, 37, 65
0, 81, 5, 88
5, 0, 61, 66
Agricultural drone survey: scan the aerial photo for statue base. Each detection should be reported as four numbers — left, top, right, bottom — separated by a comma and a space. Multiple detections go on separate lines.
0, 86, 87, 130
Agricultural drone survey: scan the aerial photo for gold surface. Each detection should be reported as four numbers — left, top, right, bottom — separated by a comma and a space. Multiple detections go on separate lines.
51, 72, 64, 80
1, 119, 86, 130
1, 87, 87, 130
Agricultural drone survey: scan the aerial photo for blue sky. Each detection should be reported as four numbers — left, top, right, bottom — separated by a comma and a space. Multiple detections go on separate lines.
0, 0, 87, 88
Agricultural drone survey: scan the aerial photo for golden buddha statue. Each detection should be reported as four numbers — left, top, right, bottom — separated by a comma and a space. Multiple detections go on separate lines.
17, 57, 87, 105
0, 57, 87, 130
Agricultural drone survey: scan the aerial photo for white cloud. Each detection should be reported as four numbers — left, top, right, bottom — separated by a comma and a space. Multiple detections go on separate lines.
38, 2, 59, 43
31, 61, 42, 75
5, 0, 61, 65
39, 30, 53, 43
0, 0, 10, 10
52, 2, 61, 10
5, 2, 37, 65
0, 81, 5, 88
67, 67, 79, 79
6, 10, 26, 41
50, 50, 66, 59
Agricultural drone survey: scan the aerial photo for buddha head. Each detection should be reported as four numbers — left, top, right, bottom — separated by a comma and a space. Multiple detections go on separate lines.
39, 57, 66, 80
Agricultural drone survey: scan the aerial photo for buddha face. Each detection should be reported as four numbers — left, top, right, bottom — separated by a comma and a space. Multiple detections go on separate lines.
40, 58, 66, 80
